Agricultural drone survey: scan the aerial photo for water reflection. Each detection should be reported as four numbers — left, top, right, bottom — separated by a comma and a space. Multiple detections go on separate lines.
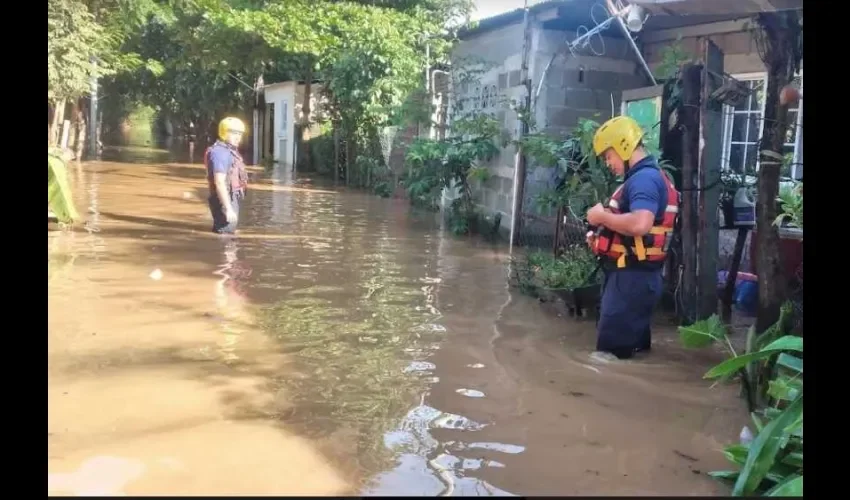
214, 238, 252, 362
48, 147, 745, 496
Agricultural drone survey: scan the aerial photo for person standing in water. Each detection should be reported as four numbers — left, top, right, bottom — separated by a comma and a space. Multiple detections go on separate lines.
205, 117, 249, 234
585, 116, 680, 359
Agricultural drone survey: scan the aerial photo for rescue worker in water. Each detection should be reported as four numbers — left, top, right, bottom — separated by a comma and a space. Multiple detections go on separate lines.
205, 117, 249, 234
585, 116, 680, 359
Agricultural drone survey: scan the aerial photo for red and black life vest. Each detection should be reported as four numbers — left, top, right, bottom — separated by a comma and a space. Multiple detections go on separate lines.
204, 141, 248, 196
592, 168, 680, 270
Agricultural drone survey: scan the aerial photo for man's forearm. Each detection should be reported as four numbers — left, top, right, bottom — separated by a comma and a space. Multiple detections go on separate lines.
215, 178, 232, 212
600, 211, 645, 237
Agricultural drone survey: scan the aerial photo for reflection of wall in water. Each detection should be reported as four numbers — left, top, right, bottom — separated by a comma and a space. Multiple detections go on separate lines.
269, 163, 294, 226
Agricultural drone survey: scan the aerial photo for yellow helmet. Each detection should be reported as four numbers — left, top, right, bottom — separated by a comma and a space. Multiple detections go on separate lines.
218, 117, 246, 140
592, 115, 645, 162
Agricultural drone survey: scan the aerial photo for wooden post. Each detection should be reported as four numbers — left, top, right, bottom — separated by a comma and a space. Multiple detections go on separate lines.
722, 228, 749, 322
678, 64, 702, 323
696, 40, 725, 320
345, 126, 351, 187
333, 124, 340, 185
659, 79, 683, 316
509, 2, 532, 248
753, 11, 801, 333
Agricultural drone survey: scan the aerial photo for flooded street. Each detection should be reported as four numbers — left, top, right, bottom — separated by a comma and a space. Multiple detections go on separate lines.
48, 148, 746, 496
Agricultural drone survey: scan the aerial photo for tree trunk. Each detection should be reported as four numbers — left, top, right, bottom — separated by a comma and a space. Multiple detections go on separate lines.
297, 63, 314, 171
333, 122, 340, 185
754, 12, 802, 333
73, 99, 86, 160
345, 125, 353, 187
49, 98, 67, 147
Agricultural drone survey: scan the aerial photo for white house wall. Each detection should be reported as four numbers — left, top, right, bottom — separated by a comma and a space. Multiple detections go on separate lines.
263, 84, 295, 168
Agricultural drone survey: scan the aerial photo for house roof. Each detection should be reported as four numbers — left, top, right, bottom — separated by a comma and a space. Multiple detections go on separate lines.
458, 0, 803, 39
458, 0, 571, 39
630, 0, 802, 16
634, 0, 802, 31
262, 80, 323, 90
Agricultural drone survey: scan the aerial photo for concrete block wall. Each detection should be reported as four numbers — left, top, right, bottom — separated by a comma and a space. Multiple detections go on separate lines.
523, 28, 646, 225
450, 21, 648, 229
450, 22, 527, 229
642, 19, 767, 76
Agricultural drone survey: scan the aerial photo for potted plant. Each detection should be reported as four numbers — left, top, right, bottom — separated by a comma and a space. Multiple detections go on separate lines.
527, 246, 602, 317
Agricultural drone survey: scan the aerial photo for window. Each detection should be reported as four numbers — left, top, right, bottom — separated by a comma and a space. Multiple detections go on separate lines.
721, 71, 803, 179
279, 101, 288, 136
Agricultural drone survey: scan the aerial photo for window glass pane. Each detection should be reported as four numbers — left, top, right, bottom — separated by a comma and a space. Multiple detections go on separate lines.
785, 110, 798, 145
731, 113, 749, 142
781, 145, 795, 178
747, 113, 761, 143
749, 80, 765, 111
729, 143, 745, 173
744, 145, 758, 175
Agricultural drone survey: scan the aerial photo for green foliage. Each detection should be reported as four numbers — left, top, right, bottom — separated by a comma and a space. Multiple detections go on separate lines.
96, 0, 472, 152
48, 0, 170, 103
48, 149, 80, 224
775, 182, 802, 230
48, 0, 116, 102
522, 118, 618, 218
373, 181, 393, 198
404, 114, 499, 229
678, 304, 803, 496
655, 36, 693, 80
524, 246, 600, 291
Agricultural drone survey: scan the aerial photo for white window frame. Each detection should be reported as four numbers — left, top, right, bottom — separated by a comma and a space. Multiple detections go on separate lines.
279, 100, 288, 136
721, 68, 803, 180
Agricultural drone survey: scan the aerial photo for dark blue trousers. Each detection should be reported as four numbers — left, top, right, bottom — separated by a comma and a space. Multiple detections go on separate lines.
596, 268, 663, 358
208, 191, 241, 234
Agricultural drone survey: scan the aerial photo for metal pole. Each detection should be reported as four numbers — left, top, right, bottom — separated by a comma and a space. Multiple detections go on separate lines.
509, 1, 532, 251
89, 59, 98, 157
605, 0, 656, 85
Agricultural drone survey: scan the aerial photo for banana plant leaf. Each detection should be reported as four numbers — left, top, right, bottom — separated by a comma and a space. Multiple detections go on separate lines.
48, 152, 79, 224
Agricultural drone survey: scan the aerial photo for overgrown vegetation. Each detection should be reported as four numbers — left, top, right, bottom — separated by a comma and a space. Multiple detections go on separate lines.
679, 303, 802, 496
404, 114, 499, 234
775, 182, 802, 230
655, 36, 693, 81
48, 149, 80, 224
522, 118, 618, 218
517, 245, 600, 294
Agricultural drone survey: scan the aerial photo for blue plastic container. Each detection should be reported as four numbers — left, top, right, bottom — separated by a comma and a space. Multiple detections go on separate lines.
734, 280, 759, 316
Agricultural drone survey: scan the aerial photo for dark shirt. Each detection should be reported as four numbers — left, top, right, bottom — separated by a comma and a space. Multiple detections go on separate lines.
207, 142, 234, 178
619, 155, 668, 224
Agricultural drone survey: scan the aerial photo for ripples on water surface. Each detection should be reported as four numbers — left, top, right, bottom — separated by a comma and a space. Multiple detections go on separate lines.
48, 149, 746, 496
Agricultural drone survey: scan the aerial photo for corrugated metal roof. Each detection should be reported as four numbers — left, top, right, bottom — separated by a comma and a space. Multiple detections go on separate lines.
629, 0, 802, 16
458, 0, 572, 39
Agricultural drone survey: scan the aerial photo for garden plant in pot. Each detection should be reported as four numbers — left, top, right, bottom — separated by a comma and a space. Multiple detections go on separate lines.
525, 245, 602, 318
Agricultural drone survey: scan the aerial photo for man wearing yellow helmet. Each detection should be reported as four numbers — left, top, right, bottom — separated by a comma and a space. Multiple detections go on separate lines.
205, 117, 249, 234
585, 116, 680, 359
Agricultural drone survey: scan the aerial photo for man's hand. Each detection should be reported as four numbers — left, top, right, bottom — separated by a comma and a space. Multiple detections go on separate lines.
225, 207, 238, 224
586, 230, 597, 250
586, 203, 608, 227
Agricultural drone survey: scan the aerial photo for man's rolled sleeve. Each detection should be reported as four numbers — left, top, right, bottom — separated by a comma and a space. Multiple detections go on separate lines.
627, 172, 662, 216
208, 147, 233, 176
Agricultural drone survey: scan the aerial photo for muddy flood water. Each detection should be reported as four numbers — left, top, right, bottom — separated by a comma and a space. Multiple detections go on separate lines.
48, 146, 747, 496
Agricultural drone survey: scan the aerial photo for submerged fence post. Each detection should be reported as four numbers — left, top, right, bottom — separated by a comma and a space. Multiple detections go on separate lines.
88, 58, 98, 158
696, 40, 725, 320
678, 63, 701, 323
509, 1, 532, 250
